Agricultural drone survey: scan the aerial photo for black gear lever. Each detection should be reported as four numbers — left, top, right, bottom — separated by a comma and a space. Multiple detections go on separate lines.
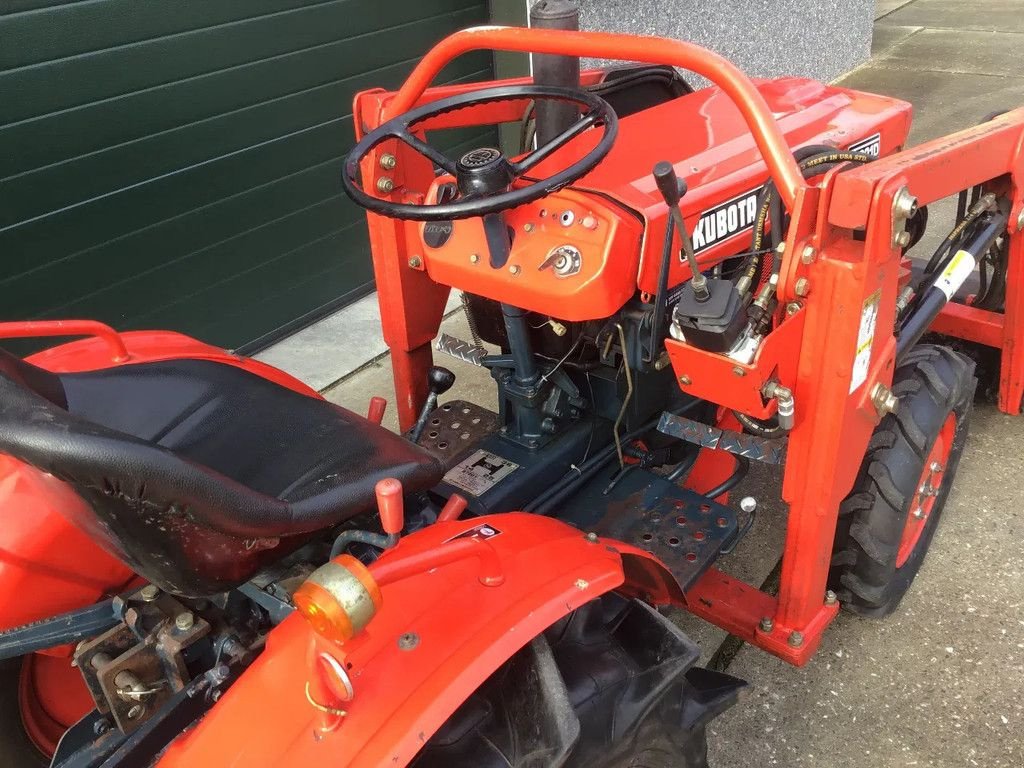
409, 366, 456, 444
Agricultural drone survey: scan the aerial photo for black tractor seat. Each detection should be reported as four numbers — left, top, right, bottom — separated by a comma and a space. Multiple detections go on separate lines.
0, 350, 443, 596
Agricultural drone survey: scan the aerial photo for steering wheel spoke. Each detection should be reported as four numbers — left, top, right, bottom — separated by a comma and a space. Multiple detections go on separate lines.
393, 129, 459, 175
512, 111, 599, 175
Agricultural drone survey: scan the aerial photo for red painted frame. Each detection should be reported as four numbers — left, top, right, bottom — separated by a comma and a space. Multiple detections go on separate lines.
349, 26, 1024, 667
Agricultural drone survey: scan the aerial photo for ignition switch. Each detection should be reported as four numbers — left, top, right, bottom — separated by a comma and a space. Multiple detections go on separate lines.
539, 244, 582, 278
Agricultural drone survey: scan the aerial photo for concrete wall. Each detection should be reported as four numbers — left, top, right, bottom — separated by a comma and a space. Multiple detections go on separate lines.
499, 0, 874, 85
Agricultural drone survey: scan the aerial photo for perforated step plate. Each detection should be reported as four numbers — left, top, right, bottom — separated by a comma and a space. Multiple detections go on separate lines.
557, 467, 738, 592
415, 400, 502, 469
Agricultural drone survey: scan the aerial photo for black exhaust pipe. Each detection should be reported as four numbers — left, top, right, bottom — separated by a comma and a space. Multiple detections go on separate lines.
529, 0, 581, 145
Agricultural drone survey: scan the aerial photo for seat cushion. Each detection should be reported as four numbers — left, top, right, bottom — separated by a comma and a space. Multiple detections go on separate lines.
59, 359, 439, 505
0, 352, 443, 595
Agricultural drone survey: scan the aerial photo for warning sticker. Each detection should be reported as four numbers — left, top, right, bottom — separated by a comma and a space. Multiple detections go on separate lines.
934, 249, 976, 300
445, 522, 503, 543
442, 449, 519, 497
850, 289, 881, 394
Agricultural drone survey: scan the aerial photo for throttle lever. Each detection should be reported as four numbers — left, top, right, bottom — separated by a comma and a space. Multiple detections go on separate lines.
653, 161, 708, 301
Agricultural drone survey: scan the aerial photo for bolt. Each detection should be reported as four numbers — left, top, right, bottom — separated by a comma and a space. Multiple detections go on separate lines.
801, 245, 816, 264
469, 253, 479, 264
127, 704, 145, 720
794, 277, 810, 297
408, 256, 422, 269
211, 690, 222, 703
375, 177, 394, 194
679, 375, 692, 386
398, 632, 419, 651
930, 461, 943, 473
740, 496, 757, 514
175, 611, 195, 631
895, 230, 912, 248
788, 631, 804, 648
893, 187, 918, 219
732, 366, 745, 377
870, 382, 899, 417
825, 590, 838, 606
759, 616, 774, 633
912, 507, 924, 519
523, 222, 534, 233
378, 153, 397, 170
786, 301, 802, 316
585, 532, 599, 543
509, 264, 521, 275
140, 585, 159, 602
574, 578, 590, 590
93, 718, 110, 735
1017, 209, 1024, 232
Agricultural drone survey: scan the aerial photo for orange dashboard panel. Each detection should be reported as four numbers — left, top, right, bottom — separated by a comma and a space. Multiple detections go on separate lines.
409, 184, 644, 321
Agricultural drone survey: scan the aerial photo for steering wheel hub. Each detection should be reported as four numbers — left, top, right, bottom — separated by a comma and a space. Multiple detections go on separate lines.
456, 147, 515, 197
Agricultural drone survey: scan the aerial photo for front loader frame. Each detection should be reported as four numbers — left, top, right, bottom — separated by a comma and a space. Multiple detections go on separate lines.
353, 26, 1024, 665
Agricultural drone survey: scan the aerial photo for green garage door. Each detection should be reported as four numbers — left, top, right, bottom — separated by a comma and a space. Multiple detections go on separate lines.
0, 0, 493, 352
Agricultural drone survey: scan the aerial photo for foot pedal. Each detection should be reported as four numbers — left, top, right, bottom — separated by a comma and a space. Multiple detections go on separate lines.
558, 468, 738, 592
415, 400, 501, 468
436, 333, 488, 367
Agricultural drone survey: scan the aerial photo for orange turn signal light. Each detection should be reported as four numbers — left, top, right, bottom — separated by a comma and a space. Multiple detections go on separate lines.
293, 555, 382, 644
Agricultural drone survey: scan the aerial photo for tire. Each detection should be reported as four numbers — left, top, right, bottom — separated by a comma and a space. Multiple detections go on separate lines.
411, 594, 745, 768
829, 344, 976, 617
0, 657, 48, 768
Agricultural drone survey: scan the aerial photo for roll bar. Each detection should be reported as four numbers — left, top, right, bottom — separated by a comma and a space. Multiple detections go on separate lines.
385, 26, 807, 208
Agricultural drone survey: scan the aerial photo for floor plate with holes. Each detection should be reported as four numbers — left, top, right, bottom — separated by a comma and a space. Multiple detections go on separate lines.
555, 466, 738, 593
413, 400, 503, 469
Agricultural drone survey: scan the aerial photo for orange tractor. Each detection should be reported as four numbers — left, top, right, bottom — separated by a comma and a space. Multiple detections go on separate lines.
2, 20, 1022, 768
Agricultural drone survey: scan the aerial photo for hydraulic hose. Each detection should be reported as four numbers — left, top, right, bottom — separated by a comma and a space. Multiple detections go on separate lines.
702, 456, 750, 500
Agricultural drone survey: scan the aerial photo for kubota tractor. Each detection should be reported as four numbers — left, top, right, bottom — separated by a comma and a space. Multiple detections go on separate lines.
2, 20, 1022, 768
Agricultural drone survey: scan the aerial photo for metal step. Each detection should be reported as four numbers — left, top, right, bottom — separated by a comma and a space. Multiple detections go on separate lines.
415, 399, 502, 469
556, 467, 738, 592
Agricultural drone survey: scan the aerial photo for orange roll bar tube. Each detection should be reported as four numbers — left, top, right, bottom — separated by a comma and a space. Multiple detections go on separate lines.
384, 26, 807, 209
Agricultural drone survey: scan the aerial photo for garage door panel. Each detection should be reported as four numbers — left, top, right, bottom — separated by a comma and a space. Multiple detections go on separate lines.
2, 49, 492, 227
0, 0, 482, 124
0, 6, 487, 178
1, 0, 494, 350
4, 158, 345, 314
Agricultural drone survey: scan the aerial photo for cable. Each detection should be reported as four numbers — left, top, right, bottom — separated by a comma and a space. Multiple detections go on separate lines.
702, 456, 750, 500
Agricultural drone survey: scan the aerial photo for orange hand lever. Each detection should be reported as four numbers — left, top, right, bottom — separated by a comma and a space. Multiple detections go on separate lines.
437, 494, 468, 523
375, 478, 405, 535
367, 396, 387, 425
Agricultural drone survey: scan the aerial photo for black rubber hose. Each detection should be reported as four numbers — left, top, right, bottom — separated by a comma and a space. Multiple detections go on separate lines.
733, 410, 785, 438
701, 456, 750, 500
330, 530, 396, 559
666, 445, 699, 482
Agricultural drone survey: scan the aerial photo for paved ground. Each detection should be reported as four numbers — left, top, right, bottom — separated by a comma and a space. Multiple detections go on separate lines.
323, 1, 1024, 764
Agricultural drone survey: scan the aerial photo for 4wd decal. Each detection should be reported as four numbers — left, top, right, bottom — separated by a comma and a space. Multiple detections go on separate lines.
848, 132, 881, 157
690, 187, 762, 254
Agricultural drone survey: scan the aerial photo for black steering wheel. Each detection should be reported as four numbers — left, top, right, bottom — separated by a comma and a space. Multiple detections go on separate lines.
342, 84, 618, 222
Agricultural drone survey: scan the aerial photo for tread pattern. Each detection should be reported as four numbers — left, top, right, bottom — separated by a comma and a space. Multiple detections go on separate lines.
828, 345, 976, 617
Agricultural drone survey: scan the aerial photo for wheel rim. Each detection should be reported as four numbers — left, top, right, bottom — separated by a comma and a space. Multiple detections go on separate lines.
896, 413, 956, 568
18, 654, 94, 757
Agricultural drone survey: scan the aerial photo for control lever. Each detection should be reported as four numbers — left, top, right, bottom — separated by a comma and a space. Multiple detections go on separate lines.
653, 161, 708, 301
375, 478, 405, 537
409, 366, 456, 443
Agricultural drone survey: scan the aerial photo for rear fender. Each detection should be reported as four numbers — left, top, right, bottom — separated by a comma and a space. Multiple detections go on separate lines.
158, 513, 686, 768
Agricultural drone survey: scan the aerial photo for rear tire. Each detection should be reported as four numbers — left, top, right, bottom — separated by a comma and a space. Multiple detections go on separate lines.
829, 344, 976, 617
0, 657, 48, 768
412, 594, 744, 768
